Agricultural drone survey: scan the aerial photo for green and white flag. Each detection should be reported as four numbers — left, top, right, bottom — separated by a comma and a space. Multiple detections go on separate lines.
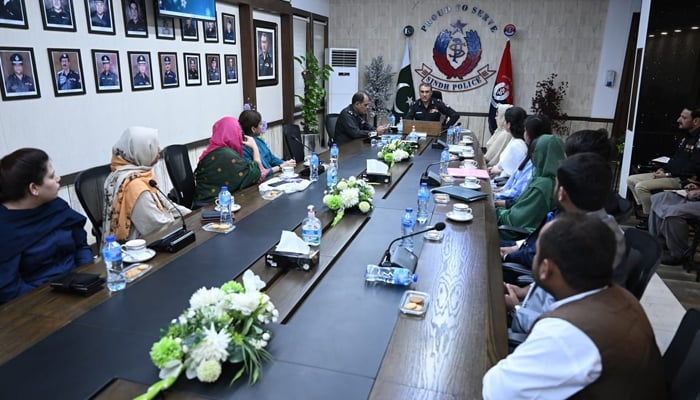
393, 40, 415, 118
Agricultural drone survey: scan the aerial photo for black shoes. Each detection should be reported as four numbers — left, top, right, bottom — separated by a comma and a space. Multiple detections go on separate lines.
661, 254, 687, 266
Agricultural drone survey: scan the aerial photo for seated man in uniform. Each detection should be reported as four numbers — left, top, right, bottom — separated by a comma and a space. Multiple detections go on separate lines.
483, 213, 666, 400
649, 182, 700, 265
334, 91, 388, 146
404, 83, 459, 127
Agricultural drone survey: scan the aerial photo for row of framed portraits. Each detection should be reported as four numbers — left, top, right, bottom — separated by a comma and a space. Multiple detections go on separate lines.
0, 46, 239, 101
0, 0, 237, 44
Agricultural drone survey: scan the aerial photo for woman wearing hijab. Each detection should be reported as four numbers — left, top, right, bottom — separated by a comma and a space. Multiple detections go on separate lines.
497, 134, 565, 240
484, 103, 514, 166
194, 116, 266, 203
0, 148, 92, 303
238, 109, 295, 180
103, 127, 191, 242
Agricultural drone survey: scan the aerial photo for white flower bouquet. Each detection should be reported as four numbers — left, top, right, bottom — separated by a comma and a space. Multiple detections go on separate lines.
377, 139, 414, 166
136, 271, 278, 399
323, 176, 374, 226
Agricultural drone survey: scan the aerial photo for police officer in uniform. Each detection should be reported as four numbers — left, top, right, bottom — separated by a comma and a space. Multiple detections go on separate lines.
133, 54, 151, 86
98, 55, 118, 87
56, 53, 81, 91
162, 56, 177, 85
187, 57, 198, 80
334, 91, 389, 146
90, 0, 111, 28
405, 83, 459, 127
258, 33, 273, 76
226, 57, 236, 81
46, 0, 71, 25
207, 57, 220, 81
5, 53, 35, 93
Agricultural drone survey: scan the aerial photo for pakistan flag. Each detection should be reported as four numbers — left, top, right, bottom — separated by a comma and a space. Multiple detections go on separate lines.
393, 40, 415, 118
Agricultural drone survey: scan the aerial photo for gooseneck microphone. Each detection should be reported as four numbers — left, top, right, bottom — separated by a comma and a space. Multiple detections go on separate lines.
290, 136, 326, 177
420, 161, 443, 187
148, 179, 196, 253
291, 135, 316, 152
380, 222, 447, 271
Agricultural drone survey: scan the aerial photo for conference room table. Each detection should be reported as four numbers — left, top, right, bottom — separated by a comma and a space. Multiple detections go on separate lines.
0, 135, 507, 399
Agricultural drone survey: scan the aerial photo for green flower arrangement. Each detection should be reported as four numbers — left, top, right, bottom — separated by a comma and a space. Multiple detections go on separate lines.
377, 139, 414, 167
136, 271, 278, 400
323, 176, 375, 226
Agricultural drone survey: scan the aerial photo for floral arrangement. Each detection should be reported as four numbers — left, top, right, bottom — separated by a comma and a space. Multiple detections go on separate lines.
377, 139, 414, 166
323, 176, 374, 226
136, 271, 278, 400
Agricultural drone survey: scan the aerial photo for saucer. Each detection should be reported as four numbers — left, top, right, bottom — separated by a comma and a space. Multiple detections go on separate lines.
122, 248, 156, 263
446, 211, 474, 222
460, 151, 475, 158
281, 173, 299, 179
424, 230, 444, 241
460, 181, 481, 190
214, 203, 241, 212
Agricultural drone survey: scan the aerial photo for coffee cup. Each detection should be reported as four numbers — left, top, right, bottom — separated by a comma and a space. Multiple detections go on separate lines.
281, 166, 294, 177
452, 203, 472, 218
464, 176, 479, 185
462, 160, 478, 169
121, 239, 147, 254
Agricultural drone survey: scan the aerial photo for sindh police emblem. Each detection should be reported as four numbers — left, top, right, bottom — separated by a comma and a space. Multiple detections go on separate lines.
432, 19, 482, 79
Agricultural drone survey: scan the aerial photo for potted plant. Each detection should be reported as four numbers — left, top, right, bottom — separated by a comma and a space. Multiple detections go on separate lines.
531, 73, 569, 135
364, 56, 395, 126
295, 52, 333, 136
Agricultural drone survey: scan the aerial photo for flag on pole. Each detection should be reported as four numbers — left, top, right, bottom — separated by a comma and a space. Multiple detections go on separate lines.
393, 40, 415, 118
488, 40, 513, 133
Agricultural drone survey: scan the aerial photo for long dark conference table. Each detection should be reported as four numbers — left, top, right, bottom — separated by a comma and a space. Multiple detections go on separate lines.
0, 136, 507, 399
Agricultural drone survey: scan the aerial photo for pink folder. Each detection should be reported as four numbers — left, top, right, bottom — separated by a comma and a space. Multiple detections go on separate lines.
447, 168, 490, 179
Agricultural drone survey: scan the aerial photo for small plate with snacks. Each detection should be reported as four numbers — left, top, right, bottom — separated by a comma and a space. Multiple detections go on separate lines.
203, 222, 236, 234
400, 290, 430, 316
124, 263, 152, 282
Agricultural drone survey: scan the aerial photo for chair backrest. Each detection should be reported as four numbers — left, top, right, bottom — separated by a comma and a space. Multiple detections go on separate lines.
162, 144, 196, 209
325, 113, 340, 144
74, 164, 111, 244
432, 90, 443, 101
283, 124, 305, 163
663, 308, 700, 398
622, 228, 661, 299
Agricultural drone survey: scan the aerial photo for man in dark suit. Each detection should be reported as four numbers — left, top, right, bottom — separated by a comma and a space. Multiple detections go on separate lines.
1, 0, 23, 20
334, 91, 388, 146
126, 0, 145, 32
182, 17, 196, 37
90, 0, 110, 27
257, 32, 273, 76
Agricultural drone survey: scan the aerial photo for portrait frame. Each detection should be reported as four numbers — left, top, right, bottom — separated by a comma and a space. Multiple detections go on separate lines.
223, 54, 237, 84
180, 17, 198, 41
127, 50, 153, 91
183, 52, 201, 86
254, 20, 277, 87
122, 0, 147, 37
84, 0, 114, 35
221, 13, 235, 44
0, 47, 40, 101
40, 0, 76, 31
47, 48, 85, 97
202, 19, 217, 43
158, 51, 179, 89
91, 49, 122, 93
155, 15, 175, 39
205, 53, 220, 85
0, 0, 28, 29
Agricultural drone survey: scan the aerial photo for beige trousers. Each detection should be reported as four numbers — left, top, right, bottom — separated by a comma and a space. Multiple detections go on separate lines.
627, 172, 681, 215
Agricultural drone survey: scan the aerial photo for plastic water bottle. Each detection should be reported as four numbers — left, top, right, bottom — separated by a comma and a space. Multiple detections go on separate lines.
416, 183, 430, 224
309, 152, 319, 182
102, 235, 126, 292
446, 126, 455, 145
397, 118, 404, 134
407, 125, 418, 142
328, 143, 339, 187
301, 205, 322, 246
454, 125, 461, 144
218, 186, 233, 227
440, 147, 450, 177
389, 114, 396, 128
330, 143, 339, 162
365, 264, 417, 286
399, 208, 415, 251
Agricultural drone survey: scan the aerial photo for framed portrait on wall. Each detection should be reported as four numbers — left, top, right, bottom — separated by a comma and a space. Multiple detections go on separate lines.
205, 53, 220, 85
158, 51, 178, 89
203, 19, 217, 43
91, 49, 121, 93
0, 0, 28, 29
47, 48, 85, 97
122, 0, 147, 37
127, 51, 152, 90
180, 17, 198, 41
224, 54, 237, 84
40, 0, 76, 31
221, 13, 235, 44
84, 0, 114, 34
254, 20, 277, 86
183, 53, 200, 86
156, 15, 174, 39
0, 47, 40, 100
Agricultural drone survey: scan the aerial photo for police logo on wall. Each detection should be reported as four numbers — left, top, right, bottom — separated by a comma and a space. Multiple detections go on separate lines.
416, 5, 499, 93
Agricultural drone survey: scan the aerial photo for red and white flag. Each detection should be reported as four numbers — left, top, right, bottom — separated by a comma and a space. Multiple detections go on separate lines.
488, 40, 513, 133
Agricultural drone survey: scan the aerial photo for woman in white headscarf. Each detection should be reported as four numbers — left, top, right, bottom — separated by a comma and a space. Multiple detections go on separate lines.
484, 103, 514, 166
102, 127, 190, 241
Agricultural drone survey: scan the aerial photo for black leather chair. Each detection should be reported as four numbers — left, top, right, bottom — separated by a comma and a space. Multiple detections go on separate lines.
621, 228, 661, 299
283, 124, 306, 163
162, 144, 198, 209
432, 90, 443, 101
663, 308, 700, 399
325, 113, 340, 144
74, 164, 111, 245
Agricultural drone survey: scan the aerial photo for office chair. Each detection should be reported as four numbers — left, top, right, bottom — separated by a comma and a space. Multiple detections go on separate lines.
162, 144, 198, 209
325, 113, 340, 144
74, 164, 111, 245
663, 308, 700, 399
432, 90, 443, 101
621, 228, 661, 299
283, 124, 306, 163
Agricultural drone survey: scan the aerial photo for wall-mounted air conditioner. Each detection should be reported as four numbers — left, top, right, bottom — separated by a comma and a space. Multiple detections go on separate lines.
326, 48, 359, 114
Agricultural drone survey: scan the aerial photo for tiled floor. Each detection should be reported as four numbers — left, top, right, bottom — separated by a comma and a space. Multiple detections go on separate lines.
640, 274, 686, 353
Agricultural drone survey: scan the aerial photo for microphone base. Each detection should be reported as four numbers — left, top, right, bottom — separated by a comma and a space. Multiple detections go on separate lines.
151, 228, 196, 253
388, 247, 418, 272
420, 171, 442, 187
364, 172, 391, 184
431, 139, 447, 149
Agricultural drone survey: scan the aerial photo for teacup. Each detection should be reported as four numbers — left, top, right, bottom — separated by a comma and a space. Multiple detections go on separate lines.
464, 176, 479, 185
281, 166, 294, 177
462, 160, 478, 169
452, 203, 472, 218
121, 239, 147, 254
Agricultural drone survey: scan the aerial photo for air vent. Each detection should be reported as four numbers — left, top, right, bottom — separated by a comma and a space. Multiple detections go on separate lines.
330, 49, 358, 68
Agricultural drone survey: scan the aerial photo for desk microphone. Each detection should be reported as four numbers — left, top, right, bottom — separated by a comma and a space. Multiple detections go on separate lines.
420, 161, 443, 187
290, 136, 327, 177
291, 135, 316, 153
380, 222, 446, 271
148, 179, 196, 253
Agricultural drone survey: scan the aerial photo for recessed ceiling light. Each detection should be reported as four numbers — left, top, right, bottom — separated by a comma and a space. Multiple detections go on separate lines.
692, 26, 699, 30
674, 29, 682, 32
661, 31, 668, 35
648, 34, 655, 38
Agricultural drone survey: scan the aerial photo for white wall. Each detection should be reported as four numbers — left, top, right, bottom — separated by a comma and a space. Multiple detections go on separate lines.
291, 0, 329, 17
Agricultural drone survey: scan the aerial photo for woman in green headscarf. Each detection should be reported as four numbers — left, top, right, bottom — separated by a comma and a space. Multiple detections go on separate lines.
497, 134, 565, 240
